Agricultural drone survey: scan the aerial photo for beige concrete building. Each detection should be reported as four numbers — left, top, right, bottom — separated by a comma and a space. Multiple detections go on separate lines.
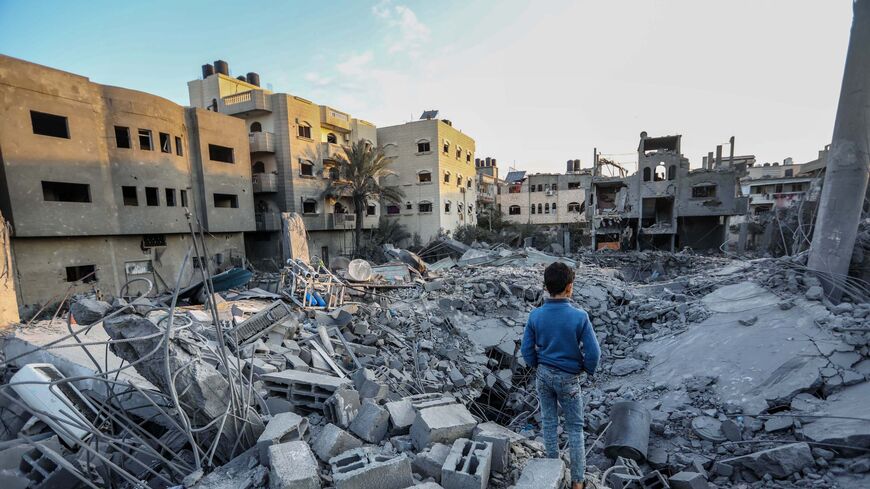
188, 61, 379, 267
474, 157, 500, 218
0, 55, 254, 313
377, 114, 477, 244
497, 162, 591, 227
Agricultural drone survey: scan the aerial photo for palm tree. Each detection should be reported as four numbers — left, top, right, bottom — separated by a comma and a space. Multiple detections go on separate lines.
323, 140, 405, 256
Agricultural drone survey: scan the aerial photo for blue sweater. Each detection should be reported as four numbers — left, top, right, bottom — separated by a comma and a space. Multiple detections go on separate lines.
521, 298, 601, 375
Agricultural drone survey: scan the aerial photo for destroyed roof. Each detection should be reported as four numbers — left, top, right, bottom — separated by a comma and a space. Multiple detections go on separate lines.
504, 170, 526, 183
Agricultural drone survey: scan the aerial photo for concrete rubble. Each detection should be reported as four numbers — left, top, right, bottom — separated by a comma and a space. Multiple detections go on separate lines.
0, 245, 868, 489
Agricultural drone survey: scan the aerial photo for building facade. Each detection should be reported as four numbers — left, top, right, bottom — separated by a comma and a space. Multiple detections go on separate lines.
475, 157, 500, 217
377, 115, 477, 244
498, 163, 591, 227
0, 55, 254, 312
188, 61, 379, 267
590, 132, 747, 251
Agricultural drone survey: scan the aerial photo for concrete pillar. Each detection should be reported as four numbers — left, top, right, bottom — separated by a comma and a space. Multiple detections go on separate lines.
715, 145, 723, 169
808, 0, 870, 301
0, 211, 20, 326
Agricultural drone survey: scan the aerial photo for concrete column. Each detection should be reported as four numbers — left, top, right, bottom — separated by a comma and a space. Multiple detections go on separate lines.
0, 212, 20, 326
808, 0, 870, 301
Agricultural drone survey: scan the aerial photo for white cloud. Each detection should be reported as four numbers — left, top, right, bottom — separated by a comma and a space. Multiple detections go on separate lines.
371, 1, 430, 56
304, 72, 333, 87
336, 51, 374, 76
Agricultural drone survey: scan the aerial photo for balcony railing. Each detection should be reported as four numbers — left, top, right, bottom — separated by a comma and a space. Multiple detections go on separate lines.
249, 131, 275, 153
320, 106, 351, 131
252, 173, 277, 193
254, 211, 281, 231
220, 89, 271, 115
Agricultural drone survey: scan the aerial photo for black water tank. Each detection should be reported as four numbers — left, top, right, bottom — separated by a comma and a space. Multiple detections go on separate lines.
246, 72, 260, 87
202, 64, 215, 78
214, 60, 229, 76
237, 75, 247, 81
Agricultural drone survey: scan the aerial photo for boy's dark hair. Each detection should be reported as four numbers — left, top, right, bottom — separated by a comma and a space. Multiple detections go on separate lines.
544, 262, 575, 295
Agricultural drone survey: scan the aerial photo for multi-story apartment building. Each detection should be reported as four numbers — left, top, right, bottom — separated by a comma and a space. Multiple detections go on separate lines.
377, 113, 477, 243
590, 132, 747, 251
0, 55, 254, 311
475, 157, 500, 216
739, 147, 829, 216
188, 61, 379, 266
498, 160, 592, 227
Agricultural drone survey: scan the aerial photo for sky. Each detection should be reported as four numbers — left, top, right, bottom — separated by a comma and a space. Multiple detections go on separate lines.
0, 0, 853, 174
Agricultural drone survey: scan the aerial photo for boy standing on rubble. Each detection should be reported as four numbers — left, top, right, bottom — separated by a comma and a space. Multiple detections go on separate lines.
521, 262, 601, 489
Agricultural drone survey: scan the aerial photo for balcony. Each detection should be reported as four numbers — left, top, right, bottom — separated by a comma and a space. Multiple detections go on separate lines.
249, 131, 275, 153
220, 89, 271, 115
255, 211, 281, 231
326, 213, 356, 230
320, 142, 345, 162
252, 173, 277, 193
320, 106, 351, 131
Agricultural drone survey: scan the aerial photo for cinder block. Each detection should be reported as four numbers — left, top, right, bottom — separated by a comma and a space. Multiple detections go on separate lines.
639, 470, 670, 489
349, 400, 391, 443
19, 444, 79, 489
411, 404, 477, 450
312, 424, 363, 463
269, 441, 321, 489
353, 368, 389, 400
324, 387, 361, 428
668, 472, 709, 489
441, 439, 492, 489
262, 369, 352, 410
472, 421, 522, 473
514, 458, 565, 489
412, 443, 451, 481
258, 412, 310, 465
385, 399, 416, 435
330, 448, 414, 489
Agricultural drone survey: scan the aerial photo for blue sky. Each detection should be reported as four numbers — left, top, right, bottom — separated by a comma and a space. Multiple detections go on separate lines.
0, 0, 853, 173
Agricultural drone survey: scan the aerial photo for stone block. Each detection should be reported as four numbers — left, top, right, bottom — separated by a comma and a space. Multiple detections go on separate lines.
258, 412, 309, 465
514, 458, 565, 489
717, 442, 813, 479
472, 421, 522, 473
269, 441, 321, 489
386, 399, 416, 435
330, 448, 414, 489
312, 423, 363, 463
353, 368, 389, 400
324, 387, 361, 428
411, 404, 477, 450
262, 369, 352, 411
669, 472, 709, 489
70, 298, 112, 324
441, 439, 492, 489
349, 400, 391, 443
412, 443, 451, 482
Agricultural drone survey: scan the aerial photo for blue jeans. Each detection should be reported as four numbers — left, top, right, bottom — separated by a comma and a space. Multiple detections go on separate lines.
536, 364, 586, 483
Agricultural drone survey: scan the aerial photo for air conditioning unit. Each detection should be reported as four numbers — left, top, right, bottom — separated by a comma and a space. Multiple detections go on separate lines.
10, 364, 100, 445
343, 134, 350, 142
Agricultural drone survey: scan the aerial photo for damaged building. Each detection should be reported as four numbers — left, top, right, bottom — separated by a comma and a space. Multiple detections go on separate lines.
0, 55, 254, 314
590, 132, 748, 251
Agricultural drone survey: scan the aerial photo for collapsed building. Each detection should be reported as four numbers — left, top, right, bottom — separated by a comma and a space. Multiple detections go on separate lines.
590, 133, 748, 252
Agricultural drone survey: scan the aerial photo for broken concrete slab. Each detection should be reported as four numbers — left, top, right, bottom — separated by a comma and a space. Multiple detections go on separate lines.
268, 440, 321, 489
800, 381, 870, 448
312, 423, 363, 463
69, 298, 112, 325
669, 471, 708, 489
718, 442, 813, 479
514, 458, 565, 489
611, 358, 645, 376
410, 403, 478, 450
640, 281, 833, 414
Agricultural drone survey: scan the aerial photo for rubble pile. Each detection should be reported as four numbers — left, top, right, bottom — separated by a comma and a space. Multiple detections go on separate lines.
0, 247, 868, 489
